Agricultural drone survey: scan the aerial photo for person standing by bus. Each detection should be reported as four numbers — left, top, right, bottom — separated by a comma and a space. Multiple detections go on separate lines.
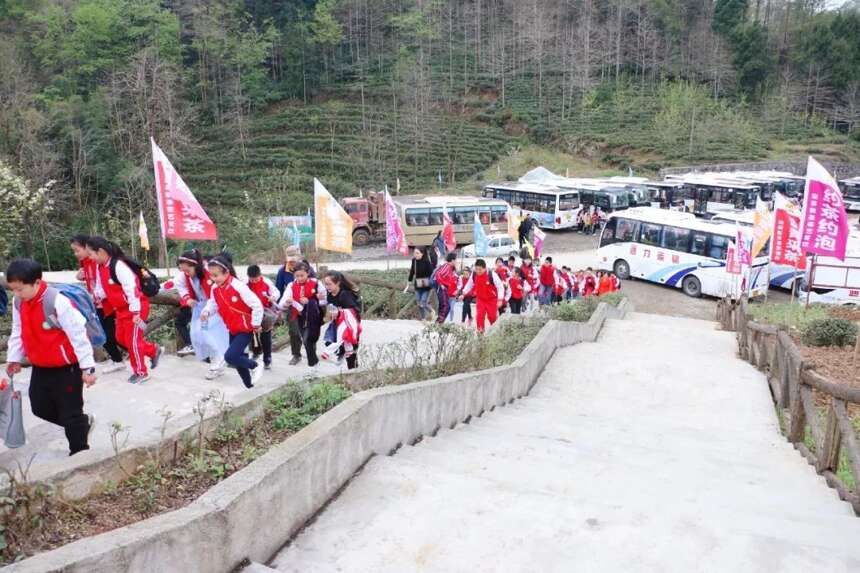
517, 216, 533, 249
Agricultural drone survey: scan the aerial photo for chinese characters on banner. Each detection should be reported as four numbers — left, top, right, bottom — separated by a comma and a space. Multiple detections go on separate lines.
384, 189, 409, 256
770, 204, 807, 269
800, 156, 849, 260
736, 227, 752, 266
151, 138, 217, 240
314, 178, 353, 254
726, 241, 741, 275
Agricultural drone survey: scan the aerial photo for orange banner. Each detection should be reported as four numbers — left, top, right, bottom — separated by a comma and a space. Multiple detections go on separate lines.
314, 178, 353, 253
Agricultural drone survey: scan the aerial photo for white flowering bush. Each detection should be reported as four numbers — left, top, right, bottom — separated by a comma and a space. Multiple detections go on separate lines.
0, 161, 55, 257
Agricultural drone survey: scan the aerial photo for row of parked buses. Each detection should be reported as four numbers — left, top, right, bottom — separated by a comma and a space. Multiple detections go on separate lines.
364, 166, 859, 304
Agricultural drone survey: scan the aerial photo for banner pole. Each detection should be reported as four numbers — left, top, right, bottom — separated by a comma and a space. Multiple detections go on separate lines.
805, 255, 816, 309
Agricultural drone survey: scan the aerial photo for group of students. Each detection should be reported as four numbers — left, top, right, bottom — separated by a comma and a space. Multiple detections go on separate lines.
1, 239, 364, 456
408, 246, 622, 334
576, 207, 607, 235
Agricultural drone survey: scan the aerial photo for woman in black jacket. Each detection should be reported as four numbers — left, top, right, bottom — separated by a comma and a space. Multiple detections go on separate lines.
323, 271, 362, 370
407, 247, 434, 320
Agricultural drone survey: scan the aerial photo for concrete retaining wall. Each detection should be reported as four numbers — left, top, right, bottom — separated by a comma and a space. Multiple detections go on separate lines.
5, 299, 631, 573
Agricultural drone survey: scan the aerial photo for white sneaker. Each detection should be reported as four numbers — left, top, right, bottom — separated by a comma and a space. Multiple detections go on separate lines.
205, 367, 224, 380
101, 361, 126, 375
251, 364, 264, 385
177, 345, 195, 357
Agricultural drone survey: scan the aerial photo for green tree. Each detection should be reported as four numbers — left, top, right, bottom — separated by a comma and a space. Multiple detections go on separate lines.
713, 0, 748, 36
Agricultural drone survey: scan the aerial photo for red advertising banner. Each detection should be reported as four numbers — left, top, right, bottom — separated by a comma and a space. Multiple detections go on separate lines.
771, 208, 807, 270
800, 156, 849, 261
726, 241, 741, 275
151, 138, 218, 241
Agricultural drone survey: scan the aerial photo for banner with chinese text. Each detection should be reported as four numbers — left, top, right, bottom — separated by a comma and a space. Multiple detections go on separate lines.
151, 138, 217, 241
800, 156, 849, 260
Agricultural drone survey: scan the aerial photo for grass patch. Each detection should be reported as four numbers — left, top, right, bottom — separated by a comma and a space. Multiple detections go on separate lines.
0, 382, 351, 565
748, 303, 829, 332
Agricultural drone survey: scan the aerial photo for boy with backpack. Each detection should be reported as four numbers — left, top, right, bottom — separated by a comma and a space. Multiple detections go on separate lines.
459, 259, 504, 333
4, 259, 97, 456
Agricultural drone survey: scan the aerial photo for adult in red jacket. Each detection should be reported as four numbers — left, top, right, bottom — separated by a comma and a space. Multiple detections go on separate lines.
5, 259, 97, 455
460, 259, 505, 333
71, 234, 125, 372
87, 237, 162, 384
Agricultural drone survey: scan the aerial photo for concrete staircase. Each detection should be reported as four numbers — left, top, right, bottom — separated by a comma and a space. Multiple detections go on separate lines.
260, 312, 860, 573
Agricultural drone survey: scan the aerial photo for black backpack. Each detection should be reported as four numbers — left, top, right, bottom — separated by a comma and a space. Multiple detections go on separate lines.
110, 258, 161, 298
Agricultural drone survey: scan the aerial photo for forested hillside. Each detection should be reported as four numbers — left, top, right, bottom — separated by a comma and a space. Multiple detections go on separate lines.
1, 0, 859, 266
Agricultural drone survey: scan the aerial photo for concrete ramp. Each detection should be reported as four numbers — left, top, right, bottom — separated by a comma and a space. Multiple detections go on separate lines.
267, 313, 860, 573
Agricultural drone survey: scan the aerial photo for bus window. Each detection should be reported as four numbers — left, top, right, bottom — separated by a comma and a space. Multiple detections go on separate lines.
690, 232, 708, 256
639, 222, 662, 247
600, 218, 617, 246
559, 193, 579, 210
733, 192, 746, 210
490, 206, 508, 223
405, 208, 430, 226
453, 207, 474, 224
428, 208, 443, 226
482, 188, 496, 199
616, 218, 638, 242
596, 193, 611, 211
479, 209, 491, 224
662, 226, 691, 252
707, 234, 730, 260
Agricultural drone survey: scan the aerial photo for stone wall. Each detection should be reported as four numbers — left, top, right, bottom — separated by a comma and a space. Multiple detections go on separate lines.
6, 300, 631, 573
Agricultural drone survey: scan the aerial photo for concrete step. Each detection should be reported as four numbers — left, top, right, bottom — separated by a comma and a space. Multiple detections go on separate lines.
399, 436, 851, 517
270, 456, 860, 573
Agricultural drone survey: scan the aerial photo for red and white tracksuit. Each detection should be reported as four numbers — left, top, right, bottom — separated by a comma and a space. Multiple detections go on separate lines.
6, 282, 96, 370
95, 259, 157, 376
462, 271, 504, 332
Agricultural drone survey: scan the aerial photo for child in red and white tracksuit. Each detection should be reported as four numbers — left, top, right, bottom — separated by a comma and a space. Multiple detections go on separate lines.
88, 239, 162, 385
520, 257, 538, 311
278, 263, 327, 368
203, 256, 264, 388
460, 259, 504, 333
247, 265, 279, 368
508, 268, 525, 314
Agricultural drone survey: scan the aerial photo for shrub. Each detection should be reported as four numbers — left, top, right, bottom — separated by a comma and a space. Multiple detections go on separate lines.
550, 297, 599, 322
272, 409, 314, 432
302, 383, 352, 416
600, 292, 625, 307
801, 318, 858, 347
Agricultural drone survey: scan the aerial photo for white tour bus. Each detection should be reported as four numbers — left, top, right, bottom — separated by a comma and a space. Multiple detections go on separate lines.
598, 207, 769, 298
840, 177, 860, 211
798, 232, 860, 305
482, 182, 582, 229
710, 211, 802, 291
